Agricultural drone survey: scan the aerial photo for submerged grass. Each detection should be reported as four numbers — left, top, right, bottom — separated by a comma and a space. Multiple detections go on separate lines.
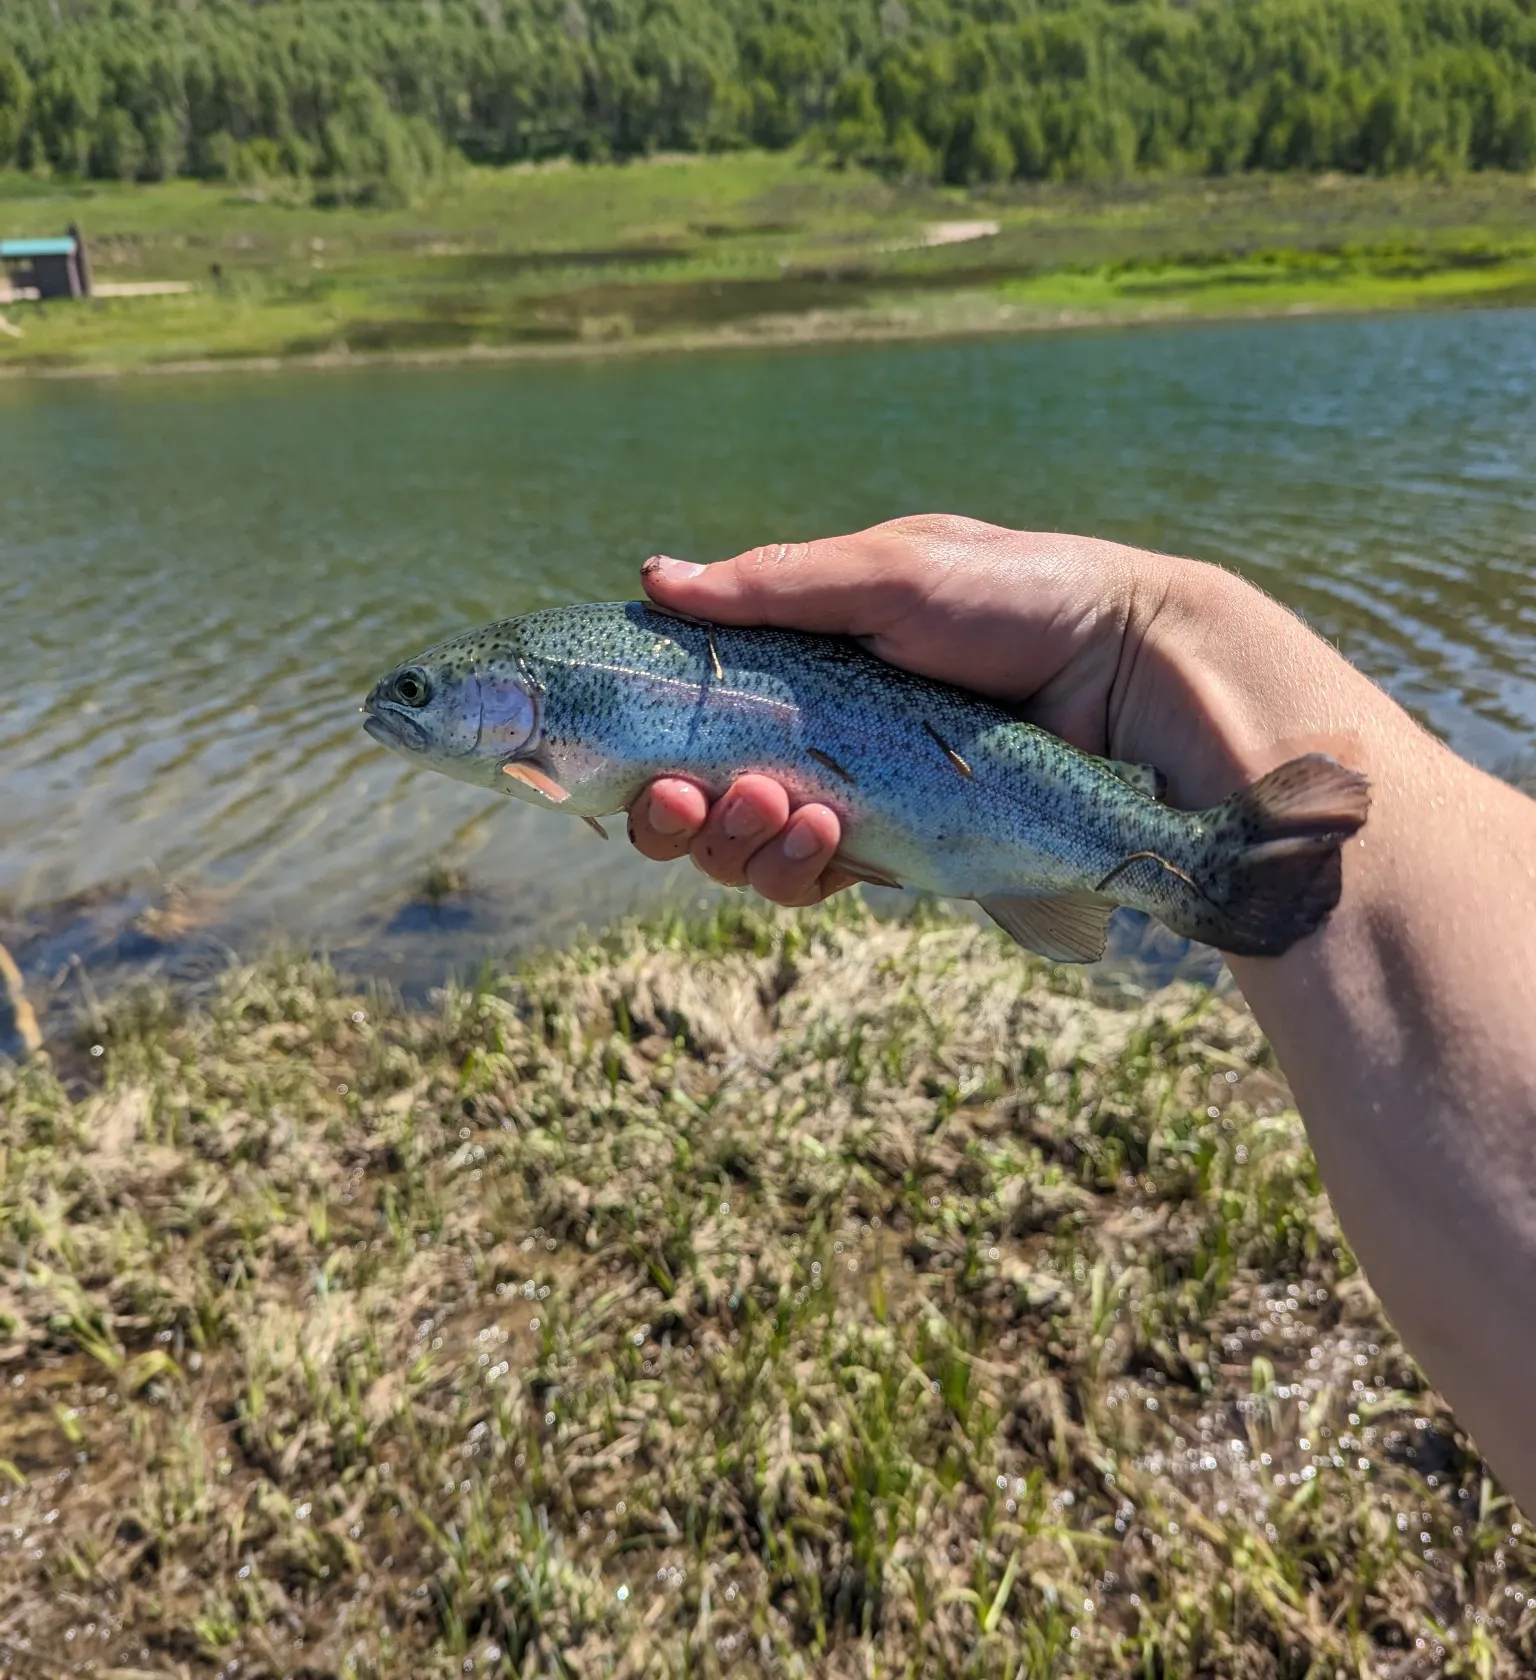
0, 897, 1531, 1677
1, 157, 1534, 373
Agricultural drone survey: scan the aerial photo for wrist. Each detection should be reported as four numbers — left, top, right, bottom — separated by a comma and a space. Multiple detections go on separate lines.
1117, 555, 1412, 810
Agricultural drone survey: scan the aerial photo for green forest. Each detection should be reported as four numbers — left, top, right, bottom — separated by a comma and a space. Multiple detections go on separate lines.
1, 0, 1535, 201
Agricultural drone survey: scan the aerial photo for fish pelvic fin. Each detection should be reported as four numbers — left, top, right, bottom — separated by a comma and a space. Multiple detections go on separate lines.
979, 890, 1115, 963
833, 852, 902, 891
1136, 753, 1371, 958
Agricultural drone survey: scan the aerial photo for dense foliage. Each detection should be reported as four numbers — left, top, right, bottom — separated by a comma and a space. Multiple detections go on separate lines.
1, 0, 1535, 199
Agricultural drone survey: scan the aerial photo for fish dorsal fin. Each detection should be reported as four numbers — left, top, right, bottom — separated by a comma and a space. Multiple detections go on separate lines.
978, 891, 1114, 963
1101, 757, 1167, 801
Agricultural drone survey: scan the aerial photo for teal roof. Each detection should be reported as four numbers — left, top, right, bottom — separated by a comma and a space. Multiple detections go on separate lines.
0, 237, 76, 258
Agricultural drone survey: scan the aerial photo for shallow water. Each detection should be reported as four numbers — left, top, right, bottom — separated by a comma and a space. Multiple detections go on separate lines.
2, 309, 1533, 992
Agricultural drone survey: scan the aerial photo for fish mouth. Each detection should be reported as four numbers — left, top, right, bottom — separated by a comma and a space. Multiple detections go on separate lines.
363, 705, 429, 754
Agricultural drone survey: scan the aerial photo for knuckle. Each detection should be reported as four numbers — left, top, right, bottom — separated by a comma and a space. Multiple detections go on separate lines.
741, 540, 806, 573
882, 511, 995, 545
734, 542, 812, 609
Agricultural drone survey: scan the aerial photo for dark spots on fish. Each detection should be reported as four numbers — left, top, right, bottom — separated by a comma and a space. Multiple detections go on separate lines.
807, 747, 857, 785
922, 719, 973, 780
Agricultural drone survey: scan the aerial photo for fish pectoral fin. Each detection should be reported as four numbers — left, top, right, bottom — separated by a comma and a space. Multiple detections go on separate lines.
502, 761, 571, 804
978, 891, 1114, 964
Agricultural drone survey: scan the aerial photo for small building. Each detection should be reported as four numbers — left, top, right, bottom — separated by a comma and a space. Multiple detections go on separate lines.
0, 224, 92, 300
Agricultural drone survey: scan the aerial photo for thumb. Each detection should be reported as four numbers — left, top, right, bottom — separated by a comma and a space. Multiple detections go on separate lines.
639, 520, 968, 639
637, 517, 1133, 727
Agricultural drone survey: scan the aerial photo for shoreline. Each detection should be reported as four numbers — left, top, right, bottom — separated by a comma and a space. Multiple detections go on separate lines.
1, 286, 1527, 384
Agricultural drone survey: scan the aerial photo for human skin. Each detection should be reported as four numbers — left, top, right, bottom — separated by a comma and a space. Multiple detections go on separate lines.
625, 515, 1536, 1513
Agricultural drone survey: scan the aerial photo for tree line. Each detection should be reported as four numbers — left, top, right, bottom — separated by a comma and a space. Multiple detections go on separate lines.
1, 0, 1534, 201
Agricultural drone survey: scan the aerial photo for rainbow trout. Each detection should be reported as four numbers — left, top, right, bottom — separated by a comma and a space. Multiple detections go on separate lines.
362, 601, 1369, 962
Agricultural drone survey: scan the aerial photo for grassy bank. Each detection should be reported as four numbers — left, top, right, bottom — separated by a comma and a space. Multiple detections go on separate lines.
0, 898, 1530, 1677
2, 156, 1535, 375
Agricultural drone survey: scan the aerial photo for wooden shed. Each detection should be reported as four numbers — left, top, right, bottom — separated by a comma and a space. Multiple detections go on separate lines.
0, 225, 93, 300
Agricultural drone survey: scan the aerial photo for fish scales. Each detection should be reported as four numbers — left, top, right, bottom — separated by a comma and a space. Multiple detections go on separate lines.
363, 601, 1370, 962
524, 606, 1140, 891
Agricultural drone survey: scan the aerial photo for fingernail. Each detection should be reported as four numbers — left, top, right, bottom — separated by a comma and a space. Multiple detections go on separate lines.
648, 793, 692, 836
782, 818, 825, 862
721, 797, 766, 843
644, 554, 705, 581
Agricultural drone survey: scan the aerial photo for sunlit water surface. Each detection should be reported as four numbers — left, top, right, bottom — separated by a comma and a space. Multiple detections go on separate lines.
3, 309, 1532, 996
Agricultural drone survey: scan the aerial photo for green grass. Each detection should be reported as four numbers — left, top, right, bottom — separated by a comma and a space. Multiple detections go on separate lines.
1, 155, 1535, 373
1, 896, 1531, 1676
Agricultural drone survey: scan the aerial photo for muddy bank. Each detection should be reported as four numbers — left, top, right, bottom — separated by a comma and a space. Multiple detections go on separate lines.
0, 869, 1227, 1067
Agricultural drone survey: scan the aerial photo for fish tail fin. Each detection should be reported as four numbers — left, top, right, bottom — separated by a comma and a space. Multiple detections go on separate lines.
1136, 754, 1371, 957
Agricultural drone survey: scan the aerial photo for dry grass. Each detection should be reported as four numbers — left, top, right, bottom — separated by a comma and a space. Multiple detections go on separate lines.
0, 898, 1530, 1678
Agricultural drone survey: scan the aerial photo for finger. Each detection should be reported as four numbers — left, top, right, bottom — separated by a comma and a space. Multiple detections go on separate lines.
687, 774, 791, 887
627, 777, 709, 862
744, 803, 842, 906
639, 518, 1139, 718
641, 518, 976, 637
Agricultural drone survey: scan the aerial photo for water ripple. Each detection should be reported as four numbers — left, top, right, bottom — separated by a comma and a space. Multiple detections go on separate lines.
1, 307, 1532, 961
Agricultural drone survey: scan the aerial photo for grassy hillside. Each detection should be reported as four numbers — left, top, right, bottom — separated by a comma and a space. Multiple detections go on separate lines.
1, 899, 1531, 1676
2, 156, 1535, 373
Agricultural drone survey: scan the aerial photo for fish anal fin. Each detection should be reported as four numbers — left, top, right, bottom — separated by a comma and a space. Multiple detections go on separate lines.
979, 891, 1114, 963
502, 761, 571, 804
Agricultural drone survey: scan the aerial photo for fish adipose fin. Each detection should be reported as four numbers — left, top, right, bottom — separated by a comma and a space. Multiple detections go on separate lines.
979, 891, 1115, 963
1102, 758, 1167, 800
1140, 753, 1370, 958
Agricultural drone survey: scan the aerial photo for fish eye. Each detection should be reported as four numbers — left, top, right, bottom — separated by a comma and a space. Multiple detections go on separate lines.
392, 668, 431, 708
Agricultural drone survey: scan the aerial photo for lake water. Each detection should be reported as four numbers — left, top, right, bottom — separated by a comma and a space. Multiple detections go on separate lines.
3, 309, 1534, 996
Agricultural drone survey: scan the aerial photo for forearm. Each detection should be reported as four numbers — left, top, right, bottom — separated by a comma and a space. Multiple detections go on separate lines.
1170, 569, 1536, 1506
632, 526, 1536, 1499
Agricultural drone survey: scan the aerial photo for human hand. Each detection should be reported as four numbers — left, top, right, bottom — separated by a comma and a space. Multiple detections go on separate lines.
626, 523, 1536, 1533
626, 514, 1382, 905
